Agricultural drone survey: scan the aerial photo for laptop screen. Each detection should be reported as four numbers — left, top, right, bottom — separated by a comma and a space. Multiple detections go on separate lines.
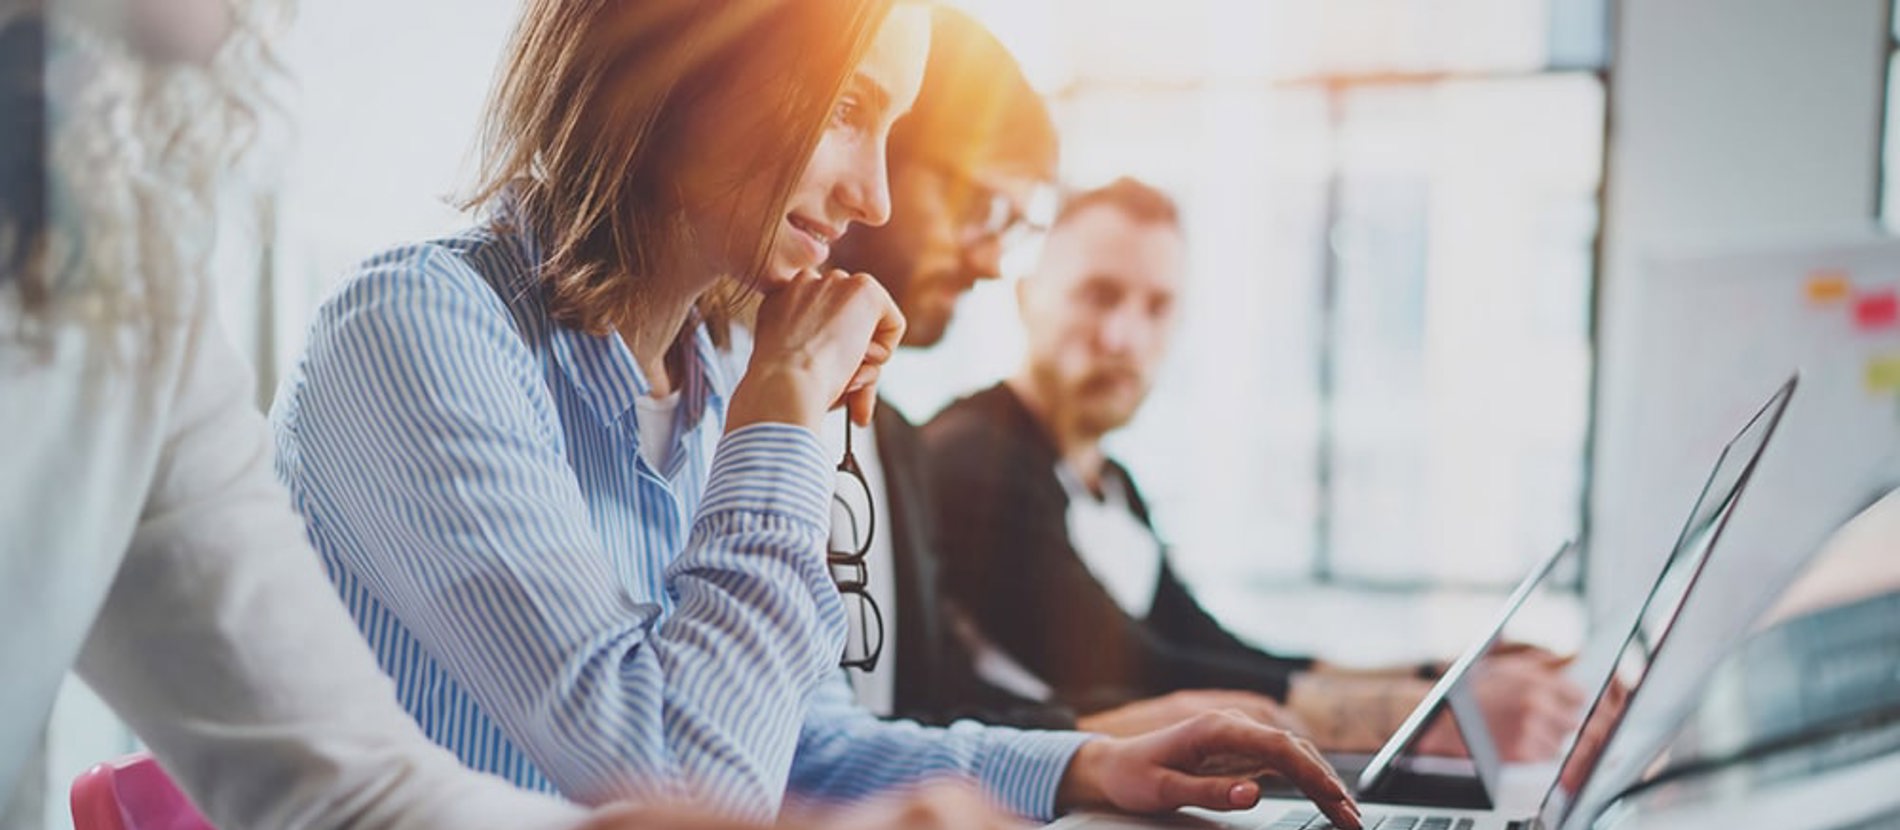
1354, 541, 1578, 803
1534, 376, 1796, 829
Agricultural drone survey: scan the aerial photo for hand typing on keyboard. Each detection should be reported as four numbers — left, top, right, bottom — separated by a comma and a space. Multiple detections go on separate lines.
1056, 710, 1362, 829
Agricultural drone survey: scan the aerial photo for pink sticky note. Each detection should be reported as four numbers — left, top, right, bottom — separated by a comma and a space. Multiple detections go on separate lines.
1856, 290, 1899, 331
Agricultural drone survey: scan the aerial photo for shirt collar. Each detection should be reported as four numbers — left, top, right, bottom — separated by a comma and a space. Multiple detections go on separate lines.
549, 308, 733, 431
490, 187, 730, 430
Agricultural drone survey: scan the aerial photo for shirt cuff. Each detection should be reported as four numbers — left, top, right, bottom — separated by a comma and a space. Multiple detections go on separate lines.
974, 729, 1095, 821
699, 422, 833, 532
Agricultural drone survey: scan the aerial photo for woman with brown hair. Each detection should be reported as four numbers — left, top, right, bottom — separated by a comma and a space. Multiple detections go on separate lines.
0, 0, 1064, 826
269, 0, 1359, 826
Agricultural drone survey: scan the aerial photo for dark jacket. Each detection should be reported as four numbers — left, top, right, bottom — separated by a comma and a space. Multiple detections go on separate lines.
920, 383, 1312, 713
875, 401, 1077, 730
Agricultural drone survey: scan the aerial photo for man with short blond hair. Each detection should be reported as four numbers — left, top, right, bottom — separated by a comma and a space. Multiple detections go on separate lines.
921, 177, 1590, 760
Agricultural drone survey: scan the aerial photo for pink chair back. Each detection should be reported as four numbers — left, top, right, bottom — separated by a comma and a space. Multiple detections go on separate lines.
69, 753, 213, 830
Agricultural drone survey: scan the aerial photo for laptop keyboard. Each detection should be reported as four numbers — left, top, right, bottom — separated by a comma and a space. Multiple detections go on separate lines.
1264, 809, 1477, 830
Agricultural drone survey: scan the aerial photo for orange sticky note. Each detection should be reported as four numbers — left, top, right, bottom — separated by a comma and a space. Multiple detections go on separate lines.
1868, 355, 1900, 394
1806, 271, 1852, 304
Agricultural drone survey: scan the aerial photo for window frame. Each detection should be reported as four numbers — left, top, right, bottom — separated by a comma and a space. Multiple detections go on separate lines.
1039, 61, 1615, 593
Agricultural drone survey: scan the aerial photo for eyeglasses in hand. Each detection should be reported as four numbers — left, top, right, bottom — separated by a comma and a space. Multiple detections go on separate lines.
829, 421, 884, 672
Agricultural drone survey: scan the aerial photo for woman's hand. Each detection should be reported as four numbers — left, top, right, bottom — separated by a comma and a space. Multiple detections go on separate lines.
729, 269, 906, 432
1056, 710, 1361, 829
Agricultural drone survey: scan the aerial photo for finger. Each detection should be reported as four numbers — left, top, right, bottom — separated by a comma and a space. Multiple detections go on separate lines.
838, 358, 881, 425
1285, 734, 1350, 796
1488, 640, 1538, 658
1290, 734, 1334, 775
752, 275, 798, 304
1321, 794, 1364, 830
1503, 643, 1566, 664
1178, 715, 1355, 813
861, 336, 896, 366
1552, 678, 1590, 709
1546, 702, 1585, 736
1519, 711, 1577, 760
1538, 726, 1574, 759
857, 276, 906, 359
1152, 771, 1260, 812
845, 362, 881, 395
1245, 741, 1363, 830
1252, 702, 1309, 735
1538, 696, 1586, 736
1255, 700, 1312, 736
1513, 730, 1566, 763
847, 383, 877, 427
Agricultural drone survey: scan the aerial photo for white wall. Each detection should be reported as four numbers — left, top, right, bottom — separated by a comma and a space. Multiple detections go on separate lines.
1591, 0, 1889, 616
266, 0, 524, 382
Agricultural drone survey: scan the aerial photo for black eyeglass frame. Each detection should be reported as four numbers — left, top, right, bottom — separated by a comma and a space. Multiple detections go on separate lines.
830, 423, 885, 672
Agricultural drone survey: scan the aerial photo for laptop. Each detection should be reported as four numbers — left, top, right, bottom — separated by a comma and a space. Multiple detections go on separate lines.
1046, 375, 1797, 830
1245, 535, 1577, 812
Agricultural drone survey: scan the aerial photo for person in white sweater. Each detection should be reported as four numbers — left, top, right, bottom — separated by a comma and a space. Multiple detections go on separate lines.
0, 0, 1019, 828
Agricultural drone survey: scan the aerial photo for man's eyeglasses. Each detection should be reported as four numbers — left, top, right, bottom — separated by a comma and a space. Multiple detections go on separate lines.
829, 422, 884, 672
959, 181, 1058, 248
920, 159, 1060, 249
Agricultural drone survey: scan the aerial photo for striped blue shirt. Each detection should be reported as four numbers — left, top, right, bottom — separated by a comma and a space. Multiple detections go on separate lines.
268, 213, 1088, 822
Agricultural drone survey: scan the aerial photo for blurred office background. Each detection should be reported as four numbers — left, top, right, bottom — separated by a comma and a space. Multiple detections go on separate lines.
34, 2, 1900, 828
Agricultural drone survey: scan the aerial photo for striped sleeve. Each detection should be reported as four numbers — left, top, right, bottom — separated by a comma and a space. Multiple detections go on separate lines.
787, 674, 1092, 820
278, 247, 845, 820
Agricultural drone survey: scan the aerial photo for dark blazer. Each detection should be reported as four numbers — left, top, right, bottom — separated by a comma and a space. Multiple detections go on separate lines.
920, 383, 1312, 713
875, 400, 1076, 730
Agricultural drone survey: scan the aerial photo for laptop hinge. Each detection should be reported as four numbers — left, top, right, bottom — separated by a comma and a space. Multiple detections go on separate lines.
1444, 677, 1503, 809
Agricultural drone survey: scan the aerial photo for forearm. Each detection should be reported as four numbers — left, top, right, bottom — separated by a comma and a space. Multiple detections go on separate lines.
1307, 660, 1432, 680
79, 500, 590, 830
295, 398, 842, 814
1284, 674, 1431, 753
426, 426, 846, 815
790, 677, 1091, 821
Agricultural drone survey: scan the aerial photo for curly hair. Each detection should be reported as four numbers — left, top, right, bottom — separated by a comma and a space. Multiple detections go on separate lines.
0, 0, 287, 356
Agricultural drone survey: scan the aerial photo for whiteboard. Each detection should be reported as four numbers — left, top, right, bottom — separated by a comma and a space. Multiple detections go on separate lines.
1598, 234, 1900, 609
1570, 233, 1900, 827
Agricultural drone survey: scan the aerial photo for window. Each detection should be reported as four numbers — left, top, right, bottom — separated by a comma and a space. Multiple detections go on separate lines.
887, 0, 1610, 593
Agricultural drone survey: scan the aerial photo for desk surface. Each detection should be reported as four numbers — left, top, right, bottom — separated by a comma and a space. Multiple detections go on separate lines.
1037, 748, 1900, 830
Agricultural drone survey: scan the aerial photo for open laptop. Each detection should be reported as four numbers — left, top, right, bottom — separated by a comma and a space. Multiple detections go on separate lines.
1047, 375, 1797, 830
1250, 539, 1577, 809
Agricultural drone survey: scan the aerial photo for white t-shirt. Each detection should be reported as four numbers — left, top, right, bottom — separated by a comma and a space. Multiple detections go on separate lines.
1056, 462, 1165, 620
633, 389, 682, 473
0, 283, 585, 829
820, 409, 900, 716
